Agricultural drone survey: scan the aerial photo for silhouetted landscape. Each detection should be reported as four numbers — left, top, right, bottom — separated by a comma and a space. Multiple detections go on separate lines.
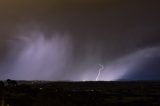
0, 81, 160, 106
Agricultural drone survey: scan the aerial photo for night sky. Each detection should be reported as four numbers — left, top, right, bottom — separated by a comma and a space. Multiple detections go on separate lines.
0, 0, 160, 81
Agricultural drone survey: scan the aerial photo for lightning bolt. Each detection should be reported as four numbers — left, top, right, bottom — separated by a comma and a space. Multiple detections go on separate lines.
96, 64, 104, 81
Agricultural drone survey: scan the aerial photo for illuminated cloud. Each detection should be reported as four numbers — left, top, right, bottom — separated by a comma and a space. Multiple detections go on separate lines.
4, 30, 72, 80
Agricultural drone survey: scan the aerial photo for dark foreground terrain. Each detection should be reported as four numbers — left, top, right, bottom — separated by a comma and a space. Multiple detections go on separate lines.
0, 81, 160, 106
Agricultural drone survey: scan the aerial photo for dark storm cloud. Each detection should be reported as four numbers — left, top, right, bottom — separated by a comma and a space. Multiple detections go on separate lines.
0, 0, 160, 80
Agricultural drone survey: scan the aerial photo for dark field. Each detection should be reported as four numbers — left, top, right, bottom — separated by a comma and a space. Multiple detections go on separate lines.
0, 81, 160, 106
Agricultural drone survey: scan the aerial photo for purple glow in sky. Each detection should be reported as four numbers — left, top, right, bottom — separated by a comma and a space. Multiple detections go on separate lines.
1, 28, 159, 81
0, 29, 122, 81
2, 30, 72, 80
0, 0, 160, 81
